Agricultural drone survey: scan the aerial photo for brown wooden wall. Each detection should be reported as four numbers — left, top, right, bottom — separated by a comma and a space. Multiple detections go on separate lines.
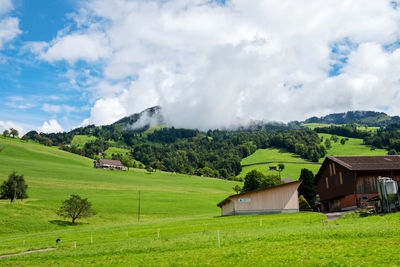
317, 158, 355, 201
355, 170, 400, 194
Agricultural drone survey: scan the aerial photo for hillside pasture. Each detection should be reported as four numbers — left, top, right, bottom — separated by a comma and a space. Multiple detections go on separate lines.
70, 135, 97, 148
1, 137, 400, 265
239, 134, 388, 179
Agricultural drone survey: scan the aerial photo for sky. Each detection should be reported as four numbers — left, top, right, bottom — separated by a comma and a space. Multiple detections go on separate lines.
2, 0, 400, 135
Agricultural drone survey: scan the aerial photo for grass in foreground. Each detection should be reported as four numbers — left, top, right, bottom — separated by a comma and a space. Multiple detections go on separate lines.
1, 136, 399, 266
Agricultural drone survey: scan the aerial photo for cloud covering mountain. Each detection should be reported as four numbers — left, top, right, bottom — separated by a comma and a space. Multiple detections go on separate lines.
23, 0, 400, 130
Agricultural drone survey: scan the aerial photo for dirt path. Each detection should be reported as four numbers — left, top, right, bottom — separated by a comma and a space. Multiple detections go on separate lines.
242, 161, 322, 167
325, 211, 349, 221
0, 248, 56, 259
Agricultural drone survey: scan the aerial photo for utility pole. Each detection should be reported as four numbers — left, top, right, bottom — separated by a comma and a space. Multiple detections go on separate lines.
138, 190, 141, 222
13, 180, 16, 202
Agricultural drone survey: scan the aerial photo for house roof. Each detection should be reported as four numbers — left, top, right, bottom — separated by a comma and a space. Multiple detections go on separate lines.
98, 158, 124, 166
327, 155, 400, 171
217, 180, 302, 208
282, 178, 293, 183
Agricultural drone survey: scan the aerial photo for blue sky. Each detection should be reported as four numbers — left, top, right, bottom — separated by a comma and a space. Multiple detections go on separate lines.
2, 0, 400, 134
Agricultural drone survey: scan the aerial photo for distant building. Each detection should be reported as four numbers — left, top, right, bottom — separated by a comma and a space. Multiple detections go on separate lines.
316, 155, 400, 212
269, 166, 277, 170
94, 159, 125, 170
217, 181, 302, 216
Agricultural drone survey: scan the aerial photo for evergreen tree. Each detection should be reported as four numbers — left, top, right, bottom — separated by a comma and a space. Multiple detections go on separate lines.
298, 168, 317, 207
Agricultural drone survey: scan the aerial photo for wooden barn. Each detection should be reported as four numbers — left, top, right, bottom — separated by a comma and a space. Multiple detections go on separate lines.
217, 180, 302, 216
94, 159, 126, 170
316, 155, 400, 212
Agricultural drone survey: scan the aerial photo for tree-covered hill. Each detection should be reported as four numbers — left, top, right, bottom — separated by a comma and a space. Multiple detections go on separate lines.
304, 110, 400, 126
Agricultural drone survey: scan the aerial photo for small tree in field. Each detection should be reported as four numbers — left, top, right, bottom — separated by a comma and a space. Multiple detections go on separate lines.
2, 129, 9, 137
0, 172, 28, 202
9, 128, 18, 138
57, 195, 95, 224
277, 163, 285, 178
233, 185, 241, 194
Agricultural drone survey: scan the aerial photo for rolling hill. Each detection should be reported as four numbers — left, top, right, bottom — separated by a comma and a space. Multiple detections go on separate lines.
2, 136, 400, 265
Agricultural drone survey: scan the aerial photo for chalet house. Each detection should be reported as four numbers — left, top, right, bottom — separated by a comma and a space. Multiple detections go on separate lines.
217, 180, 302, 216
94, 159, 125, 170
316, 155, 400, 212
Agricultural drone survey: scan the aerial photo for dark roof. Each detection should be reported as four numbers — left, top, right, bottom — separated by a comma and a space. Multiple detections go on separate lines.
327, 155, 400, 171
98, 158, 124, 167
217, 180, 302, 208
282, 178, 293, 183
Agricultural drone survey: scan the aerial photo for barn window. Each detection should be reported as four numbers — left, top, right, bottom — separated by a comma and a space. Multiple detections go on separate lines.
329, 164, 332, 176
326, 177, 329, 189
332, 163, 336, 175
339, 172, 343, 184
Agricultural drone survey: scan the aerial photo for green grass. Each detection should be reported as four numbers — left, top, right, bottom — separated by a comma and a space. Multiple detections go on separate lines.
239, 134, 388, 179
320, 133, 387, 156
302, 123, 333, 129
239, 148, 320, 180
70, 135, 97, 148
1, 136, 400, 266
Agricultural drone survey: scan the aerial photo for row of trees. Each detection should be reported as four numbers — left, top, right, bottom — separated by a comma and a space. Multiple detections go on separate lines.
2, 128, 19, 138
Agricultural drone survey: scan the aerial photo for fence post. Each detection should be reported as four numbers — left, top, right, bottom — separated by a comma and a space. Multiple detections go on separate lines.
217, 230, 220, 248
74, 241, 77, 248
157, 229, 160, 239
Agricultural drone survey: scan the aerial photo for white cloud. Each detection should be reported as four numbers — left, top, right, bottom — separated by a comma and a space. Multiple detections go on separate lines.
42, 104, 61, 113
0, 0, 20, 49
31, 0, 400, 129
0, 0, 13, 16
42, 104, 77, 114
88, 97, 127, 125
38, 119, 63, 133
34, 32, 111, 64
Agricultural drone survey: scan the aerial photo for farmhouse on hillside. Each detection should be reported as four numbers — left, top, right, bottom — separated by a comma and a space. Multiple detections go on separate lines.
217, 180, 302, 216
316, 155, 400, 212
94, 158, 126, 170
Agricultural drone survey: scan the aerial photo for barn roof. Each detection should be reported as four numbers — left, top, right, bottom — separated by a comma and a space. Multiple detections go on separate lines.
217, 180, 302, 208
327, 155, 400, 171
98, 158, 124, 166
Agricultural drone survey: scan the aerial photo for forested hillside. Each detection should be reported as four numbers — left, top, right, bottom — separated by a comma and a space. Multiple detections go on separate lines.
19, 108, 400, 179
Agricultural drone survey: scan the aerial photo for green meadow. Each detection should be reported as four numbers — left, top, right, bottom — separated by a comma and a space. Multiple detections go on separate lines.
1, 136, 400, 266
239, 134, 388, 179
70, 135, 97, 148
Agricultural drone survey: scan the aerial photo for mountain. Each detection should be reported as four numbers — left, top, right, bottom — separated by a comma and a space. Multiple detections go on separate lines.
304, 111, 400, 126
112, 106, 165, 131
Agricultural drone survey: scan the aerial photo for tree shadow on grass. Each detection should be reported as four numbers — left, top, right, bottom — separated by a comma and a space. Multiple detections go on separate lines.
49, 220, 88, 226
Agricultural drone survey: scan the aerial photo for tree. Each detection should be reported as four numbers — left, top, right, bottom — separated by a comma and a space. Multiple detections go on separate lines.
277, 163, 285, 178
9, 128, 18, 138
242, 170, 281, 193
340, 138, 346, 145
57, 195, 95, 224
233, 185, 241, 194
298, 168, 317, 207
121, 158, 134, 170
324, 138, 331, 149
260, 174, 282, 188
242, 170, 264, 193
388, 149, 398, 155
299, 195, 312, 211
0, 172, 28, 202
2, 129, 9, 137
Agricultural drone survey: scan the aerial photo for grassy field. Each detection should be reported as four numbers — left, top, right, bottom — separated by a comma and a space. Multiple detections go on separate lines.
239, 134, 388, 179
239, 148, 321, 180
2, 136, 400, 266
70, 135, 97, 148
